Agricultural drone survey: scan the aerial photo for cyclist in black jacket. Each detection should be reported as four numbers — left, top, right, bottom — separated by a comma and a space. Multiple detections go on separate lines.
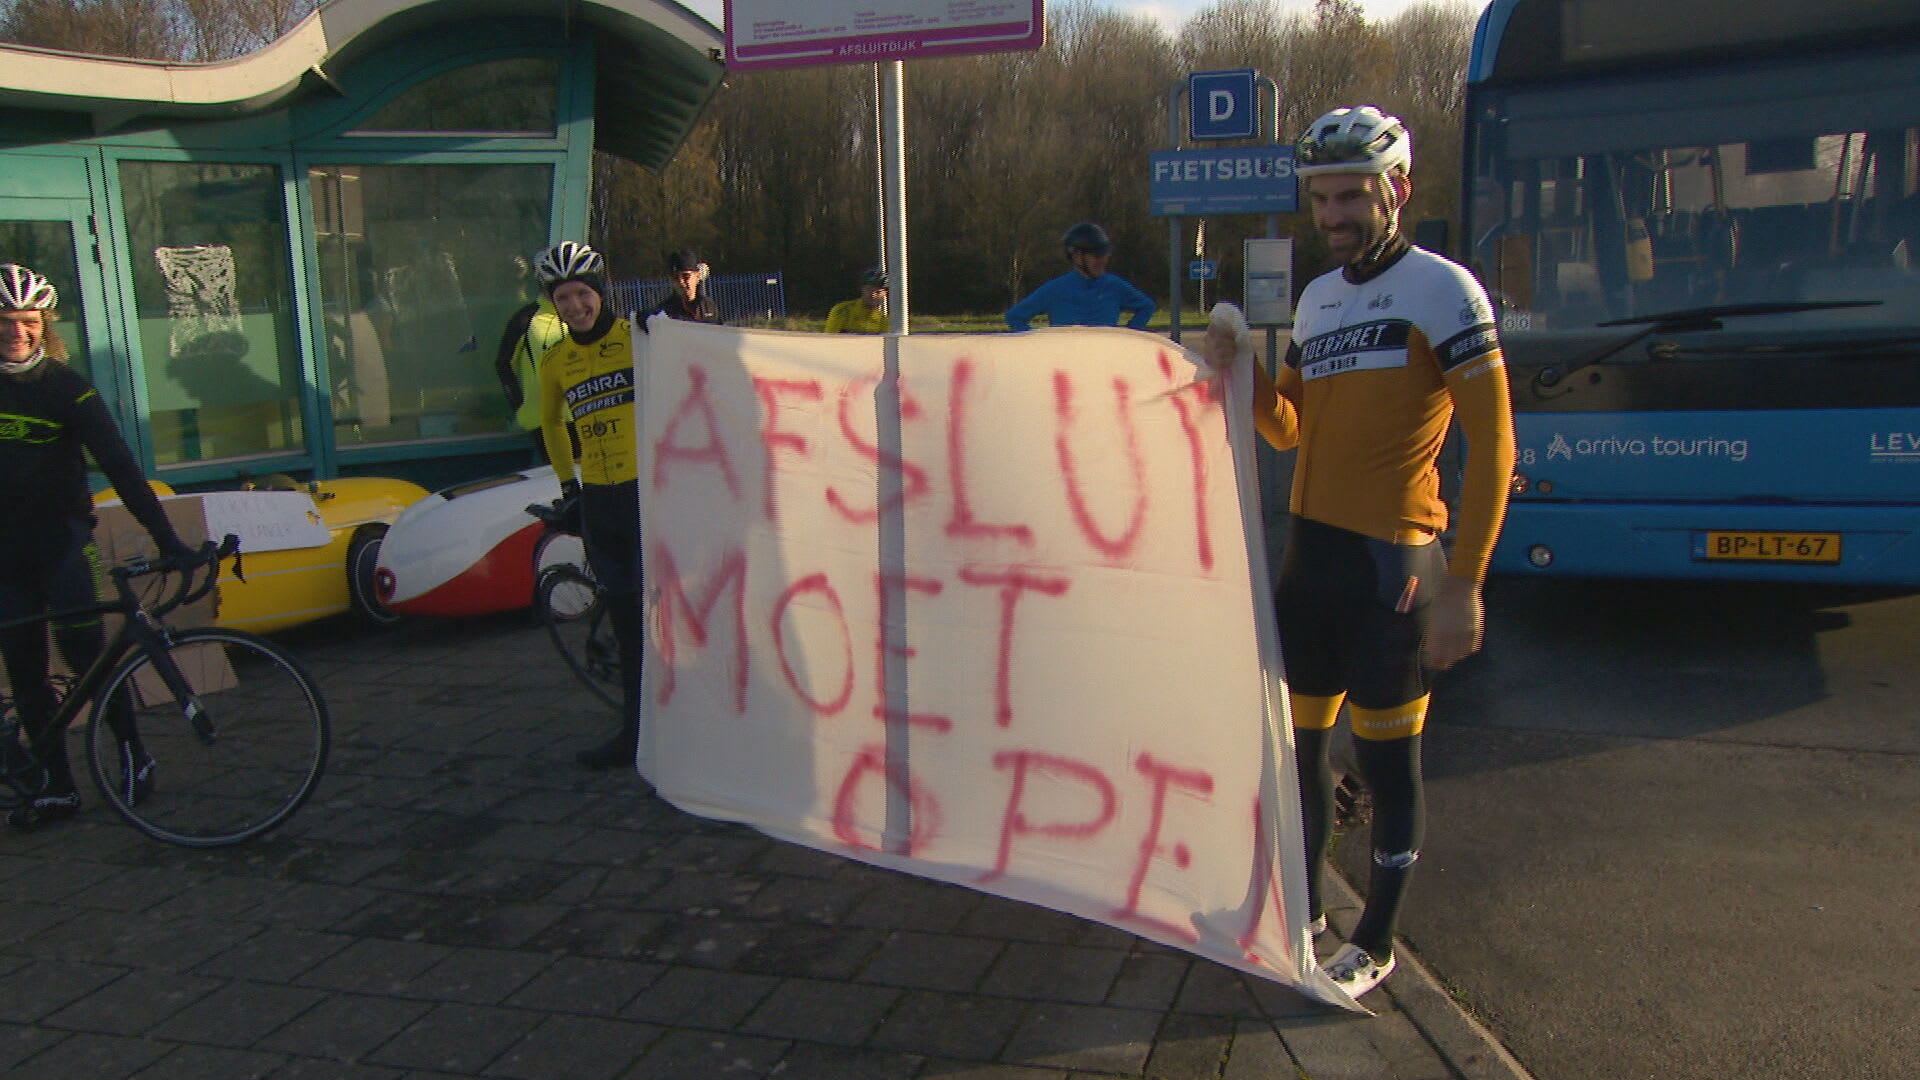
0, 263, 193, 828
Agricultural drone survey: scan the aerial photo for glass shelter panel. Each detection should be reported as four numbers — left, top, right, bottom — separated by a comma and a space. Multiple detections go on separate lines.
310, 163, 551, 448
350, 58, 559, 136
119, 161, 305, 466
0, 219, 90, 379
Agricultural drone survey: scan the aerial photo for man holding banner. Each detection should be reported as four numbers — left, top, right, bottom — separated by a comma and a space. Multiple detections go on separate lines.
1209, 106, 1516, 998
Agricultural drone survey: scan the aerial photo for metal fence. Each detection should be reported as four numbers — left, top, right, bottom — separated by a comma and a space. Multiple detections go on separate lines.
606, 272, 787, 326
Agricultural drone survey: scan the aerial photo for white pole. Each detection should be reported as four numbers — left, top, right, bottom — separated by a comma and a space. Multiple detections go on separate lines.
880, 60, 908, 334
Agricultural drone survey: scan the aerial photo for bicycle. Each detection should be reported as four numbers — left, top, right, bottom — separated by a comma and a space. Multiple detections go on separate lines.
524, 499, 620, 710
0, 536, 331, 847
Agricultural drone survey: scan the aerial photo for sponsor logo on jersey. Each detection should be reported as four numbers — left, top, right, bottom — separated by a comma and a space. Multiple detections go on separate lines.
1436, 325, 1500, 370
1297, 319, 1412, 380
563, 368, 633, 408
1367, 293, 1395, 311
1459, 296, 1493, 326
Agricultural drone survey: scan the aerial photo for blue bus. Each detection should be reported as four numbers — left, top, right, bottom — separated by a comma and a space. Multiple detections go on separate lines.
1462, 0, 1920, 584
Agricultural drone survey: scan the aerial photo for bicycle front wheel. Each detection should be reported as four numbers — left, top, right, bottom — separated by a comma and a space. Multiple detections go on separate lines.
536, 566, 621, 710
86, 627, 330, 847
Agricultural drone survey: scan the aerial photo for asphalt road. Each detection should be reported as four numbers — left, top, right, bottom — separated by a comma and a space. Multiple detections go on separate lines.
1334, 576, 1920, 1080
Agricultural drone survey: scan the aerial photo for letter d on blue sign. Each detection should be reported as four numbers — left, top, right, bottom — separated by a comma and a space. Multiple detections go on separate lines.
1189, 69, 1257, 141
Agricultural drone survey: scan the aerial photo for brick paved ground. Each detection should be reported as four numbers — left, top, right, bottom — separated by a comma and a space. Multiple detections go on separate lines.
0, 609, 1528, 1079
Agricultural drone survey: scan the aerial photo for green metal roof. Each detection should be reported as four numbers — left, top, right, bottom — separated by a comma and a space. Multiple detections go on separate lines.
0, 0, 725, 169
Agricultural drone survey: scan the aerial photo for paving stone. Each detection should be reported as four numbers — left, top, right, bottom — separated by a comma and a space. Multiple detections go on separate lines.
978, 942, 1127, 1005
622, 967, 779, 1028
256, 992, 433, 1060
847, 879, 980, 932
858, 930, 1003, 993
144, 875, 291, 920
0, 959, 123, 1022
624, 1028, 789, 1077
41, 969, 224, 1036
0, 1020, 67, 1072
244, 881, 382, 930
1000, 1002, 1159, 1075
1278, 1012, 1400, 1080
0, 900, 78, 949
401, 948, 553, 1004
1223, 1018, 1297, 1080
25, 911, 257, 970
365, 1002, 543, 1074
3, 1031, 169, 1080
505, 956, 662, 1016
193, 929, 354, 982
159, 981, 331, 1047
645, 916, 766, 968
738, 978, 900, 1047
298, 938, 455, 994
125, 1042, 286, 1079
769, 1041, 925, 1079
526, 908, 669, 961
745, 875, 865, 923
635, 870, 764, 916
1145, 1010, 1237, 1080
733, 923, 885, 980
915, 1060, 1072, 1079
868, 989, 1030, 1061
1104, 948, 1191, 1010
484, 1013, 663, 1080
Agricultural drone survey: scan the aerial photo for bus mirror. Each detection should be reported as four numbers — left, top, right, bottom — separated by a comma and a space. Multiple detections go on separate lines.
1413, 218, 1450, 255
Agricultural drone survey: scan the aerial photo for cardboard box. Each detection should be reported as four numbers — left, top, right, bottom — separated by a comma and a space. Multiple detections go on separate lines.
73, 495, 236, 703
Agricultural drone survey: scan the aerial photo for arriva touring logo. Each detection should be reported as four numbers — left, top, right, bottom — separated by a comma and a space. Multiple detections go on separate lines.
1869, 432, 1920, 462
1540, 433, 1749, 463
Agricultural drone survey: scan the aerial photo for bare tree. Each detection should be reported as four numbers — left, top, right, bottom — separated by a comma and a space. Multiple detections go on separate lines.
1, 0, 186, 59
177, 0, 317, 61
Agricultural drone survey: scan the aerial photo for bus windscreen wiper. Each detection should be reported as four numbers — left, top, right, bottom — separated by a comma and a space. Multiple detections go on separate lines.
1647, 333, 1920, 360
1532, 299, 1883, 397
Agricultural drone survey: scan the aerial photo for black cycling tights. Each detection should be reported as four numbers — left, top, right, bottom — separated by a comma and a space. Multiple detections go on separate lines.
1296, 727, 1424, 961
0, 520, 142, 795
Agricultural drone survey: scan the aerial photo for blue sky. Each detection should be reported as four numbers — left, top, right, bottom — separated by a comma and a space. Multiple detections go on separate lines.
682, 1, 1468, 36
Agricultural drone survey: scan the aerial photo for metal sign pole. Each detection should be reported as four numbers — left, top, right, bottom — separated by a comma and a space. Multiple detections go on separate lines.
1165, 81, 1184, 345
881, 60, 908, 335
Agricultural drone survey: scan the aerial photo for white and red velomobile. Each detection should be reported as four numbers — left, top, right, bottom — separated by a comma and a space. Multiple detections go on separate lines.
373, 465, 586, 618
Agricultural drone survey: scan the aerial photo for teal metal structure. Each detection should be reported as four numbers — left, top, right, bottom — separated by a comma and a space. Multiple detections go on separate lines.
0, 0, 724, 489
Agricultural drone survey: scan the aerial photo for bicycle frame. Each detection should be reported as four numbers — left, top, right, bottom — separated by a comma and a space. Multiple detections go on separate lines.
0, 538, 237, 771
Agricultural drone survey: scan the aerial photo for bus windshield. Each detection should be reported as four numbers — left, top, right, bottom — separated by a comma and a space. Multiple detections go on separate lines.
1469, 123, 1920, 338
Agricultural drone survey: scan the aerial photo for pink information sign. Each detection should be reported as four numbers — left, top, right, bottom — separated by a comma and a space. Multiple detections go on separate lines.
725, 1, 1045, 70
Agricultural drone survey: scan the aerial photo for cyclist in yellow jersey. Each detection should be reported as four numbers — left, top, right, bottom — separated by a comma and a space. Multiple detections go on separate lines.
534, 242, 647, 771
1208, 107, 1516, 1000
825, 269, 890, 334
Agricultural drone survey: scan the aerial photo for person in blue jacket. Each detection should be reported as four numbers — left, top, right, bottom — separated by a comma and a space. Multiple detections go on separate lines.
1005, 223, 1157, 331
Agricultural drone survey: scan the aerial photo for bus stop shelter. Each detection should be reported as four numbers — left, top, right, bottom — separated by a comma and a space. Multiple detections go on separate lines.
0, 0, 723, 489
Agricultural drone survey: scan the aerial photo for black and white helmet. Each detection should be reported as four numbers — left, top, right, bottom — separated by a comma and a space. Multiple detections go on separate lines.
0, 263, 57, 310
1295, 106, 1412, 178
534, 241, 604, 285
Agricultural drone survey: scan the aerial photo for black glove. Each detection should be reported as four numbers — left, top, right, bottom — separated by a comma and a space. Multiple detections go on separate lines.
553, 490, 584, 537
155, 536, 199, 567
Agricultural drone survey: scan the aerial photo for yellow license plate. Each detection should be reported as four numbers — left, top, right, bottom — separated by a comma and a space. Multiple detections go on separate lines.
1698, 531, 1842, 564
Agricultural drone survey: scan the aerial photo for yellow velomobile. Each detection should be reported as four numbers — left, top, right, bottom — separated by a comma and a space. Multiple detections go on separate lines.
96, 475, 429, 634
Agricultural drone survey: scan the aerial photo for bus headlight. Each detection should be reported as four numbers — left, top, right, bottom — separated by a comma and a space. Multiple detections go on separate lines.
1527, 545, 1554, 568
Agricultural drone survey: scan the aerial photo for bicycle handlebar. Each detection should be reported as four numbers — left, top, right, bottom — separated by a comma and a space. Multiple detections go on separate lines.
110, 534, 244, 619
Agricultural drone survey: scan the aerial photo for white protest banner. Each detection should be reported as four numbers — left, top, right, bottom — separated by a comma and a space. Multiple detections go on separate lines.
634, 319, 1349, 1007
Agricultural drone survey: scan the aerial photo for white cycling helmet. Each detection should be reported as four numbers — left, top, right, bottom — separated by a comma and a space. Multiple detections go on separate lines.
534, 241, 605, 285
0, 263, 58, 310
1295, 106, 1412, 178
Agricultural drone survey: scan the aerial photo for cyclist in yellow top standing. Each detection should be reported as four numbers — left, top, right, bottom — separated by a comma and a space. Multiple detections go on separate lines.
824, 269, 890, 334
534, 242, 647, 771
493, 254, 568, 464
0, 263, 194, 828
1207, 107, 1516, 998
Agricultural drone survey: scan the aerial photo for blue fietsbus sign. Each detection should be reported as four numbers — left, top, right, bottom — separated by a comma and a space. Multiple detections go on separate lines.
1149, 147, 1297, 216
